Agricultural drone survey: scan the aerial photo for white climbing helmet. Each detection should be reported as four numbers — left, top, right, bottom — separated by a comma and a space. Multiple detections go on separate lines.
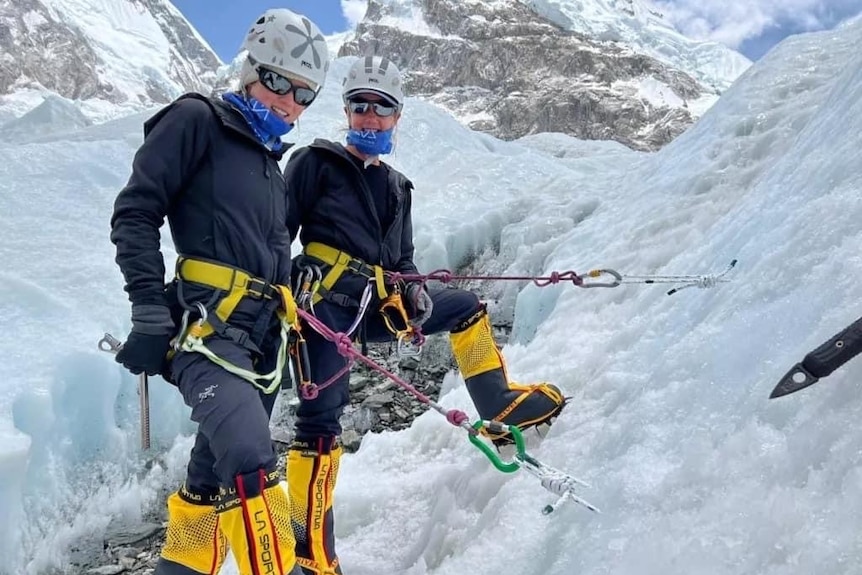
342, 56, 404, 110
242, 8, 329, 91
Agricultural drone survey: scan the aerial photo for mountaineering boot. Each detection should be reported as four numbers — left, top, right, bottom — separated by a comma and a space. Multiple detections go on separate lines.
154, 484, 229, 575
450, 307, 566, 444
216, 468, 302, 575
287, 437, 343, 575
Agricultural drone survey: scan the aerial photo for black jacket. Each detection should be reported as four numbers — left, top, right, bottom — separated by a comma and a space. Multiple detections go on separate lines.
284, 139, 418, 283
111, 93, 292, 307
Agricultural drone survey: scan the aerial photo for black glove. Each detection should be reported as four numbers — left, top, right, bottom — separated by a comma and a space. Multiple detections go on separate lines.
115, 305, 175, 376
404, 282, 433, 328
115, 331, 173, 376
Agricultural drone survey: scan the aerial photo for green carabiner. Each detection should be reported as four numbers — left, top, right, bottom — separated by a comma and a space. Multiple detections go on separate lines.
468, 420, 527, 473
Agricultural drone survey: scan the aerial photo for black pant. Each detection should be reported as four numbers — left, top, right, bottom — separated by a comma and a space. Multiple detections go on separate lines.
294, 287, 480, 439
170, 298, 284, 495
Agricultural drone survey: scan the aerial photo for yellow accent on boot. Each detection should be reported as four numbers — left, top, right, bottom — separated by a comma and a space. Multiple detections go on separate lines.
218, 472, 297, 575
507, 381, 565, 405
495, 382, 565, 427
288, 442, 343, 575
161, 490, 229, 575
450, 311, 506, 379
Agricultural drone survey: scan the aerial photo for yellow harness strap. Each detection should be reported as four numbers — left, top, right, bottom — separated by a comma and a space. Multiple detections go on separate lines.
177, 257, 282, 339
174, 256, 298, 394
276, 284, 298, 325
304, 242, 389, 303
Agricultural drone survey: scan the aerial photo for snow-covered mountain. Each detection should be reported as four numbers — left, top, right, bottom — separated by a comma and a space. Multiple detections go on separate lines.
0, 0, 222, 126
0, 0, 751, 151
339, 0, 752, 150
525, 0, 751, 92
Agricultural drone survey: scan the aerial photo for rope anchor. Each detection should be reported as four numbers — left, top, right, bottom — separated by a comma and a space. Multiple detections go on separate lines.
615, 258, 738, 295
468, 421, 600, 514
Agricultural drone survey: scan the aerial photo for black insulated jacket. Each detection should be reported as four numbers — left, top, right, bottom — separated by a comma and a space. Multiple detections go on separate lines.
111, 93, 293, 308
284, 139, 418, 281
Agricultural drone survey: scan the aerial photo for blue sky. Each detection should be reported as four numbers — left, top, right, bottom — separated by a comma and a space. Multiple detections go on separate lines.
172, 0, 351, 60
173, 0, 862, 63
654, 0, 862, 60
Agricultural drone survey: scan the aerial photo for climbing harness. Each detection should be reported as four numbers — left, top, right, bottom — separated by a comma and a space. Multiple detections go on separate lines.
297, 307, 598, 514
303, 242, 389, 304
289, 273, 423, 399
387, 259, 737, 296
172, 256, 300, 394
293, 244, 425, 359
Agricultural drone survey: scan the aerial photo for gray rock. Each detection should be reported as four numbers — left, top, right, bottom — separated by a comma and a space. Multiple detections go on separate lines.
85, 565, 126, 575
339, 0, 706, 150
105, 523, 164, 548
362, 391, 396, 408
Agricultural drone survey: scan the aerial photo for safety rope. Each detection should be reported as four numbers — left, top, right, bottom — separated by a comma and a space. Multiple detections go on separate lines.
296, 308, 471, 428
296, 308, 598, 514
387, 259, 737, 296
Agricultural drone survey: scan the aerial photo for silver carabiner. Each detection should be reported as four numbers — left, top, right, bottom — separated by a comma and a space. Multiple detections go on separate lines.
396, 332, 423, 359
580, 268, 623, 288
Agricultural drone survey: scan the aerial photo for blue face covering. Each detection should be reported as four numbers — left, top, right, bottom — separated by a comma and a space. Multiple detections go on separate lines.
222, 92, 292, 151
346, 129, 394, 156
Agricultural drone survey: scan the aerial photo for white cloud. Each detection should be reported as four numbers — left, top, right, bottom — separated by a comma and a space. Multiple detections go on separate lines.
652, 0, 862, 47
341, 0, 368, 29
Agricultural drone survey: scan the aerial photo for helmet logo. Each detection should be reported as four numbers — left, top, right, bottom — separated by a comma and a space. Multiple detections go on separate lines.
285, 17, 326, 70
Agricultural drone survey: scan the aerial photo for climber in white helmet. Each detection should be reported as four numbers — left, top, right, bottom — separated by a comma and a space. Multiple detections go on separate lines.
110, 8, 329, 575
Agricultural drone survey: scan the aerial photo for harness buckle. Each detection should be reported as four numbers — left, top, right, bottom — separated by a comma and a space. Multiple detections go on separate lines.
345, 259, 371, 277
246, 277, 275, 299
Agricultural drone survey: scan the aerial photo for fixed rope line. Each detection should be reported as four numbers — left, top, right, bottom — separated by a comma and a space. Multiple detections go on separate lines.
388, 259, 737, 296
296, 308, 473, 430
296, 308, 600, 513
389, 269, 587, 287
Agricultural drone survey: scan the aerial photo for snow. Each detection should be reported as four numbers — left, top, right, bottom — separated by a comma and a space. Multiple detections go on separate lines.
370, 0, 448, 38
0, 94, 92, 143
617, 76, 686, 108
525, 0, 752, 92
21, 10, 49, 30
2, 18, 862, 575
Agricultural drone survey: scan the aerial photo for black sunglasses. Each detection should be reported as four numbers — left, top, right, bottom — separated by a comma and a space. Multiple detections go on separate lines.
347, 98, 397, 117
257, 67, 317, 106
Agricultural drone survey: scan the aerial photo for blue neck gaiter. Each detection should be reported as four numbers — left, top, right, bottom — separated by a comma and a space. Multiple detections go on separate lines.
223, 92, 292, 151
346, 129, 394, 156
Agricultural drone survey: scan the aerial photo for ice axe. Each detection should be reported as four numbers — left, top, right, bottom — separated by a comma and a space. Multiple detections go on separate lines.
98, 333, 151, 450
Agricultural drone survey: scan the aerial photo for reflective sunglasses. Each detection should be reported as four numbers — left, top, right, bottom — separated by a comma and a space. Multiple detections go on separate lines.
257, 67, 317, 106
347, 98, 397, 117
